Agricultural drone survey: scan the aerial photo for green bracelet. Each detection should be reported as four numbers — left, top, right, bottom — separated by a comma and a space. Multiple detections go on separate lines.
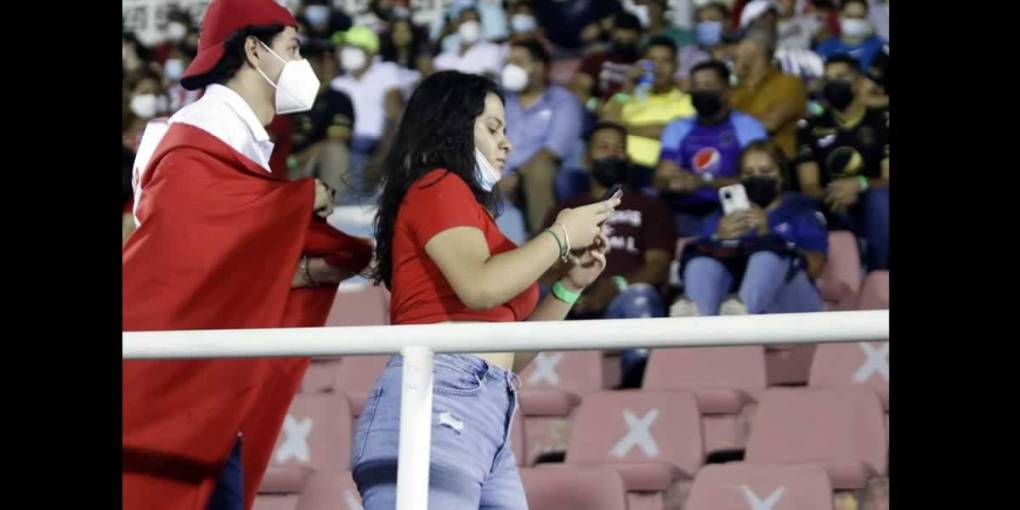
858, 175, 869, 192
552, 281, 581, 305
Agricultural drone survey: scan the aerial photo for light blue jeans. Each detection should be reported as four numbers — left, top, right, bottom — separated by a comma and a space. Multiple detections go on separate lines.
351, 354, 527, 509
684, 251, 824, 315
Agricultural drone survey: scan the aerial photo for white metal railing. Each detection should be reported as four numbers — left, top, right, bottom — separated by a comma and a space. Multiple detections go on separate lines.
122, 310, 889, 510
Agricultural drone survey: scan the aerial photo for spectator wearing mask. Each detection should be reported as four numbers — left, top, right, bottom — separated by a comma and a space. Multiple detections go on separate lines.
731, 26, 807, 158
656, 60, 767, 237
672, 140, 826, 317
530, 0, 623, 51
507, 0, 543, 40
330, 26, 419, 200
630, 0, 696, 50
740, 0, 824, 81
677, 1, 731, 92
541, 122, 675, 378
775, 0, 825, 50
793, 54, 888, 270
815, 0, 886, 71
127, 68, 171, 126
571, 11, 645, 110
600, 35, 695, 169
434, 5, 503, 78
299, 0, 352, 43
153, 8, 195, 65
500, 38, 583, 236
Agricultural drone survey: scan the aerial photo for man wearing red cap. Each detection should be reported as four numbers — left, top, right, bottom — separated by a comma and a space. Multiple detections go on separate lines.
122, 1, 373, 509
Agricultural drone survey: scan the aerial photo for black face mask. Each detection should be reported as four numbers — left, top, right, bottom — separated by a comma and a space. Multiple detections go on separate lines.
691, 91, 724, 119
591, 157, 631, 188
743, 176, 781, 208
823, 80, 855, 111
612, 41, 640, 61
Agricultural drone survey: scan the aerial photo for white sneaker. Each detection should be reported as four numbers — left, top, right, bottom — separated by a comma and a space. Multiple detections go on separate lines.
720, 297, 748, 315
669, 298, 700, 317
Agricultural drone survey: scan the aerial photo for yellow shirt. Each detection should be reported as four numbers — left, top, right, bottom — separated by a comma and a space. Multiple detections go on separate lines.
621, 88, 696, 167
731, 69, 807, 158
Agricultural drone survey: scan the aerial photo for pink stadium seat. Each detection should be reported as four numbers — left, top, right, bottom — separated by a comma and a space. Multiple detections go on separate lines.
764, 344, 816, 386
564, 390, 704, 510
324, 284, 390, 326
300, 359, 343, 394
521, 465, 628, 510
856, 271, 889, 310
262, 393, 353, 491
252, 495, 301, 510
518, 351, 604, 464
643, 346, 767, 454
746, 387, 886, 490
816, 232, 862, 310
809, 342, 889, 410
295, 470, 363, 510
686, 464, 834, 510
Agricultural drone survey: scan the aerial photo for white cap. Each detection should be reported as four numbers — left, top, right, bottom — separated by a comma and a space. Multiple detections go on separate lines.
739, 0, 782, 29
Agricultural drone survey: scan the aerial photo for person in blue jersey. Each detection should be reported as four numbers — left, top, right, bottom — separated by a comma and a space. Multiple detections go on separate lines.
655, 59, 768, 237
814, 0, 886, 71
673, 140, 827, 316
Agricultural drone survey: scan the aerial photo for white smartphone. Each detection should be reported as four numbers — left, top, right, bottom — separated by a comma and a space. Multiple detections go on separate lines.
719, 184, 751, 215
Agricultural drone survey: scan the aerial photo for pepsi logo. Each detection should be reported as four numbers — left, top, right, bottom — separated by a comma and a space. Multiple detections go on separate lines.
693, 147, 722, 175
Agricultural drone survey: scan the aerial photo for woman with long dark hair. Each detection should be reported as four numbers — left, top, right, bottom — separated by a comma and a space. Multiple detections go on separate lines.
351, 70, 621, 509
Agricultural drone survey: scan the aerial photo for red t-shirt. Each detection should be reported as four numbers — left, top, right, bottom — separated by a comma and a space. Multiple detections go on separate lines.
578, 51, 638, 101
390, 169, 539, 325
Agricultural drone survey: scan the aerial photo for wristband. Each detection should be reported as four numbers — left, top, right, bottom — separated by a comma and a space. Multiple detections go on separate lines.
858, 175, 869, 192
552, 281, 581, 305
612, 275, 629, 292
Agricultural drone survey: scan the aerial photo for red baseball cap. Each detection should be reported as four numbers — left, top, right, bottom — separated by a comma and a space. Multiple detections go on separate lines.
180, 0, 298, 88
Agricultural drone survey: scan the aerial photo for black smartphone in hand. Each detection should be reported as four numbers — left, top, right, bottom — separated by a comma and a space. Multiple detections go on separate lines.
601, 184, 624, 201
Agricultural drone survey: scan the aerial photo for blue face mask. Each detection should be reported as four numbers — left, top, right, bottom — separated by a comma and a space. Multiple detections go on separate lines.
475, 148, 501, 192
697, 21, 723, 47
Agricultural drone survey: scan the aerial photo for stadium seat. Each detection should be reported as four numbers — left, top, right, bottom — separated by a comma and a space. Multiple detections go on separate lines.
643, 346, 767, 454
262, 393, 354, 490
521, 465, 628, 510
745, 387, 886, 490
817, 232, 862, 311
809, 342, 889, 410
686, 463, 834, 510
563, 390, 704, 510
856, 271, 889, 310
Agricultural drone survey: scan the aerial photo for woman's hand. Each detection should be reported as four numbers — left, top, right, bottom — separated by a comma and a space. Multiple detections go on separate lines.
563, 231, 610, 290
554, 194, 621, 248
313, 179, 335, 218
717, 212, 751, 240
291, 257, 355, 288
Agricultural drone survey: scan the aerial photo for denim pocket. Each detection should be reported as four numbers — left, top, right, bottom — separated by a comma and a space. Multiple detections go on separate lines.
432, 363, 484, 396
351, 383, 384, 466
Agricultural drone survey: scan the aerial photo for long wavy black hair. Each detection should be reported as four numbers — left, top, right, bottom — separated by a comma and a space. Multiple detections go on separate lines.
371, 70, 505, 289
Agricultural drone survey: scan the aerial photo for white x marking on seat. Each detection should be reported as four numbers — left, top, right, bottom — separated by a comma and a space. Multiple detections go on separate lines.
274, 414, 313, 463
853, 342, 889, 383
527, 352, 562, 386
741, 485, 786, 510
610, 409, 660, 458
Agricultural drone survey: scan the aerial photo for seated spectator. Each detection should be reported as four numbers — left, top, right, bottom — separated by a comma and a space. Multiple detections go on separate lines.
530, 0, 622, 51
775, 0, 825, 50
380, 16, 427, 72
600, 35, 695, 169
632, 0, 696, 50
672, 140, 827, 317
433, 5, 503, 78
815, 0, 886, 71
126, 68, 170, 123
501, 37, 583, 235
507, 0, 544, 40
656, 60, 767, 237
298, 0, 352, 43
541, 122, 675, 380
794, 54, 888, 270
677, 1, 731, 92
570, 11, 645, 110
330, 26, 419, 200
731, 26, 807, 158
288, 84, 357, 198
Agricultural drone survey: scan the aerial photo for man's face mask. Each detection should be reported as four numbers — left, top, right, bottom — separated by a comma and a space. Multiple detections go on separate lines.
823, 79, 855, 110
591, 157, 631, 188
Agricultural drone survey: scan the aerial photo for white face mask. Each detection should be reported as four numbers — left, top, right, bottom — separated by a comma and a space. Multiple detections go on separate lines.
164, 58, 185, 82
166, 22, 187, 43
340, 47, 368, 72
304, 5, 331, 30
130, 94, 167, 119
510, 14, 537, 34
840, 18, 873, 39
501, 64, 529, 93
474, 147, 501, 192
459, 20, 481, 45
254, 40, 321, 115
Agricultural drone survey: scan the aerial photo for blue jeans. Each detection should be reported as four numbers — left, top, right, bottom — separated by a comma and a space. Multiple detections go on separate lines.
351, 354, 527, 510
828, 188, 890, 271
606, 284, 665, 388
684, 251, 823, 315
206, 438, 243, 510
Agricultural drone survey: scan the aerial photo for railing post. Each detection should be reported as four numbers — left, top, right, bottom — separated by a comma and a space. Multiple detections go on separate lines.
396, 345, 434, 510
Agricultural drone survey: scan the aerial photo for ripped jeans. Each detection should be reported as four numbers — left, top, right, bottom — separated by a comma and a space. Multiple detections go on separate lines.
351, 354, 526, 509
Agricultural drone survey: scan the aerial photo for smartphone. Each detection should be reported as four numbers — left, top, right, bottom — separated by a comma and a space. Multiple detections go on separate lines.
719, 184, 751, 215
601, 183, 624, 201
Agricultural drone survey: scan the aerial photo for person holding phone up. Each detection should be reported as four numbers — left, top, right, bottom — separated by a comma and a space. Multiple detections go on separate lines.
673, 140, 827, 317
